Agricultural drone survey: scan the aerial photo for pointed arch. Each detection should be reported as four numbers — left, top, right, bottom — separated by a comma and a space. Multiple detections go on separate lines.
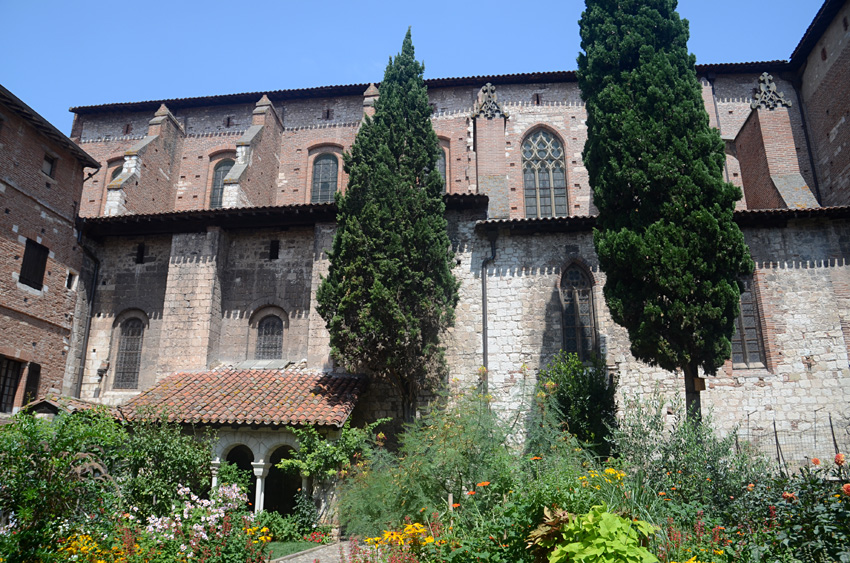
521, 127, 568, 218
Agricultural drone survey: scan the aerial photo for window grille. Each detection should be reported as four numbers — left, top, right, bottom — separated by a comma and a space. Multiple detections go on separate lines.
0, 357, 23, 413
561, 265, 595, 359
114, 318, 144, 389
311, 154, 338, 203
20, 239, 49, 290
732, 277, 765, 368
522, 129, 568, 218
256, 316, 283, 360
211, 159, 234, 209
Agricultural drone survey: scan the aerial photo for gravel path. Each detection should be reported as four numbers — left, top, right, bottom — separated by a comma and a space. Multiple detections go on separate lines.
270, 541, 350, 563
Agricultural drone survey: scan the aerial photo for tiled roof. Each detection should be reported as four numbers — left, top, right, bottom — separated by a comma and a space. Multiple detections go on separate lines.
69, 62, 790, 116
122, 369, 366, 428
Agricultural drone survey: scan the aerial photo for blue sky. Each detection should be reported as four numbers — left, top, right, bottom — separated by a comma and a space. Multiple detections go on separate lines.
0, 0, 822, 135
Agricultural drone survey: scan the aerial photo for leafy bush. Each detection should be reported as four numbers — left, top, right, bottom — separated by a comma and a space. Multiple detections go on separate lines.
528, 504, 658, 563
537, 352, 617, 457
609, 395, 768, 520
254, 510, 302, 542
218, 459, 253, 492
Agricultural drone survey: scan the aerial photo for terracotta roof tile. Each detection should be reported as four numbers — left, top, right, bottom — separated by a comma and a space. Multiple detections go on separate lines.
122, 369, 365, 428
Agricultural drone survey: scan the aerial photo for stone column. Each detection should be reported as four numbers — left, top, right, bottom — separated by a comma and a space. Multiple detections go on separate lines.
210, 459, 221, 489
251, 462, 271, 514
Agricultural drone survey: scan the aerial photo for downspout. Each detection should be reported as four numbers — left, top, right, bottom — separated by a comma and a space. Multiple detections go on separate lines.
793, 79, 822, 204
73, 223, 99, 399
480, 229, 498, 395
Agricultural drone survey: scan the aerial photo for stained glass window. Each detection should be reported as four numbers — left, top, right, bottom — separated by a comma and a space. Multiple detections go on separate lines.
522, 129, 568, 218
115, 318, 143, 389
561, 265, 595, 359
211, 159, 234, 209
311, 154, 338, 203
256, 316, 283, 360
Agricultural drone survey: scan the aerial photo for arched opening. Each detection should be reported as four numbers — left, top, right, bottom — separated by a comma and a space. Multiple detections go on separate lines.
225, 445, 256, 509
264, 446, 301, 514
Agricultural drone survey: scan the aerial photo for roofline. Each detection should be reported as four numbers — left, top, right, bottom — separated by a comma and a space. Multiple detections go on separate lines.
69, 61, 790, 116
789, 0, 846, 65
1, 83, 100, 169
81, 193, 488, 238
474, 205, 850, 233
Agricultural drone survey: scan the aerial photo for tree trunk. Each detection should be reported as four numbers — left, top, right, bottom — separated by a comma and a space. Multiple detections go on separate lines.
683, 363, 702, 421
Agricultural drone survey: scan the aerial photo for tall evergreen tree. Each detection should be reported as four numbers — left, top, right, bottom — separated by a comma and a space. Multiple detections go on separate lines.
316, 30, 459, 423
577, 1, 752, 416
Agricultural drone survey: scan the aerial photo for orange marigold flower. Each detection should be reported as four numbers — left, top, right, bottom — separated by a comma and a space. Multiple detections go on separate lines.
452, 503, 460, 508
531, 456, 542, 461
781, 491, 797, 502
658, 492, 666, 496
747, 483, 755, 492
842, 483, 850, 497
836, 453, 846, 467
467, 491, 476, 496
477, 481, 491, 487
811, 457, 821, 466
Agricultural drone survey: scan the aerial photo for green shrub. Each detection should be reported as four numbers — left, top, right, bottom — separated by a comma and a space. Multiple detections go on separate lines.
536, 352, 617, 458
217, 459, 253, 492
255, 510, 302, 542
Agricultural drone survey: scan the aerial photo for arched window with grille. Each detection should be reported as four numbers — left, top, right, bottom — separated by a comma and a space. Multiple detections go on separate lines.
210, 158, 234, 209
256, 315, 284, 360
311, 154, 338, 203
115, 318, 144, 389
560, 265, 595, 359
522, 129, 568, 218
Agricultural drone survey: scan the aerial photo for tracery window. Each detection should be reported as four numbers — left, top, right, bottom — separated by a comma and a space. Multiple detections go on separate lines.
211, 158, 234, 209
522, 129, 568, 218
114, 318, 144, 389
560, 265, 595, 359
311, 154, 338, 203
731, 277, 765, 369
256, 315, 284, 360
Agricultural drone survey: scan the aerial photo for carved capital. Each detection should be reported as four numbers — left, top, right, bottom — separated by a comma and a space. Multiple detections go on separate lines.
751, 72, 792, 110
473, 83, 508, 119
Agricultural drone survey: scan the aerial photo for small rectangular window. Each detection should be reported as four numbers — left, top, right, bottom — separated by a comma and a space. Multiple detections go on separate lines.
0, 357, 23, 413
135, 243, 145, 264
322, 109, 333, 120
123, 123, 133, 135
42, 154, 57, 178
66, 271, 77, 290
20, 239, 49, 290
269, 240, 280, 260
23, 363, 41, 404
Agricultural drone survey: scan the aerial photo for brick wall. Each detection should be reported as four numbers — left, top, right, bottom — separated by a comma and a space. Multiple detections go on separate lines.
735, 110, 786, 209
0, 97, 92, 409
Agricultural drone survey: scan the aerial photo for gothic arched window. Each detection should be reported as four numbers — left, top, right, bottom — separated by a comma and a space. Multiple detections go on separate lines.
311, 154, 338, 203
256, 315, 284, 360
211, 158, 234, 209
115, 318, 144, 389
522, 129, 568, 218
560, 265, 595, 359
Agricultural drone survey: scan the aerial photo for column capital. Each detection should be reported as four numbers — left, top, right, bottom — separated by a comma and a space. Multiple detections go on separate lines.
251, 462, 271, 479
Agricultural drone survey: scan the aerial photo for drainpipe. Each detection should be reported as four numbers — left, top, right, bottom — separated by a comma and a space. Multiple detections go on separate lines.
480, 229, 498, 395
73, 224, 99, 399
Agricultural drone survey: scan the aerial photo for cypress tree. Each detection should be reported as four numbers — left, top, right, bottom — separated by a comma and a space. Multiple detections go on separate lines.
316, 30, 459, 423
577, 1, 752, 416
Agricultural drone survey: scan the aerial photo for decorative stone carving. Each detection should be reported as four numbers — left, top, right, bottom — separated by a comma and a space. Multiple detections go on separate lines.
751, 72, 792, 110
473, 83, 508, 119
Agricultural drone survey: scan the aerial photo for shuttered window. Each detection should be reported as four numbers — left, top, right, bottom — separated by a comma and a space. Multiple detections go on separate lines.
732, 277, 765, 368
0, 357, 23, 413
20, 239, 49, 290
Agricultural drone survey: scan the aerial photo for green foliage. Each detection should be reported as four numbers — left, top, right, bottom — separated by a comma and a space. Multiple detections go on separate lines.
609, 395, 769, 520
529, 504, 658, 563
316, 29, 459, 422
255, 510, 303, 542
120, 409, 214, 517
218, 459, 253, 492
537, 352, 617, 457
577, 0, 752, 410
339, 391, 522, 537
277, 418, 389, 479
